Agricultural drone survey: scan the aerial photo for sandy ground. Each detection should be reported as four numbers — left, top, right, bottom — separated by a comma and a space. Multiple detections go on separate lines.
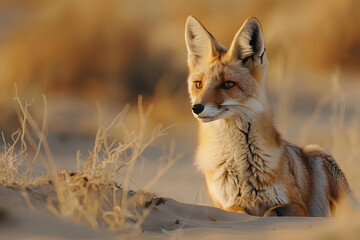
0, 185, 331, 240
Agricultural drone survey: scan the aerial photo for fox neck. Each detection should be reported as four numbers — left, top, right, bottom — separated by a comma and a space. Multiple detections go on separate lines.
196, 108, 283, 179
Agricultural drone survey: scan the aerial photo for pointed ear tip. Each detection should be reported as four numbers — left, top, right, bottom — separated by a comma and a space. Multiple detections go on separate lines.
245, 17, 261, 25
186, 15, 197, 24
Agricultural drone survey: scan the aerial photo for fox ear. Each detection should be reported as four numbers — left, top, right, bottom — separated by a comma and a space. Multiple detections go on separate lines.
229, 17, 266, 70
185, 16, 226, 69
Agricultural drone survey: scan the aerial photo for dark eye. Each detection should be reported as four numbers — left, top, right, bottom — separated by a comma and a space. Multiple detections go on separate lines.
194, 81, 202, 89
220, 81, 236, 89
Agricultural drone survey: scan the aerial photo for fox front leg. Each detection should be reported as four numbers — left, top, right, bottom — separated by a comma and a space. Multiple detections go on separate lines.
263, 203, 308, 217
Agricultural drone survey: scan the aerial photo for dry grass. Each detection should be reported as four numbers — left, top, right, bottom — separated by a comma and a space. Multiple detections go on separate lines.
0, 94, 178, 233
47, 97, 178, 231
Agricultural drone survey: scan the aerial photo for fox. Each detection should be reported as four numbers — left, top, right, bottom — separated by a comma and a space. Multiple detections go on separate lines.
184, 16, 356, 217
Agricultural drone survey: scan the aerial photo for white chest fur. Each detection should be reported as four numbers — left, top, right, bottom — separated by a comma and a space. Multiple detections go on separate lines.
195, 118, 287, 214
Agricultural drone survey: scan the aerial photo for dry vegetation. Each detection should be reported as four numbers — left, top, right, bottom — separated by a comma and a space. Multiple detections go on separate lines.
0, 95, 177, 234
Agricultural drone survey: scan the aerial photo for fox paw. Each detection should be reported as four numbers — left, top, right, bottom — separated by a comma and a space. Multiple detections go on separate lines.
263, 204, 307, 217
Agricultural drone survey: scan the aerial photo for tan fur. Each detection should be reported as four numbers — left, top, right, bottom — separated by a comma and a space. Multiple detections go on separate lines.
185, 16, 356, 217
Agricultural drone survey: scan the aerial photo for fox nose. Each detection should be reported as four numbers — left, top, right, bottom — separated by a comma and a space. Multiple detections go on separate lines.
192, 104, 204, 115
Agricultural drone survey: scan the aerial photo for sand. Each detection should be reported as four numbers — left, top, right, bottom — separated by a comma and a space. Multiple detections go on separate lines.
0, 184, 332, 240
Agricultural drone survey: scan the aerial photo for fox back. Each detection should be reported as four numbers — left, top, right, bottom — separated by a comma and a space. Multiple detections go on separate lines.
185, 16, 356, 217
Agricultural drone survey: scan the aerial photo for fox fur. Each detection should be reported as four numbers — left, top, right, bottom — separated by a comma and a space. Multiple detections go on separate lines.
185, 16, 356, 217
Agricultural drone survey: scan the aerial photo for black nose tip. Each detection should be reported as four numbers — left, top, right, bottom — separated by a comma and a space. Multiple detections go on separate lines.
192, 104, 204, 115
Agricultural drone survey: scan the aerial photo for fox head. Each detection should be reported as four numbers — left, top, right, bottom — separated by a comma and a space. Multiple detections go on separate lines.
185, 16, 269, 123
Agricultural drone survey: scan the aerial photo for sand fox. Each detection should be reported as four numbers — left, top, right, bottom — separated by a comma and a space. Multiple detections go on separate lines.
185, 16, 356, 217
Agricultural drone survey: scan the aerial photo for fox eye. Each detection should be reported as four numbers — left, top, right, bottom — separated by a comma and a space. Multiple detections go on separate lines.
194, 81, 203, 89
220, 81, 236, 89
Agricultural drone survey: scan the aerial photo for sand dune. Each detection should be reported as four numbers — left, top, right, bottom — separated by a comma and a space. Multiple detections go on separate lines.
0, 185, 332, 239
142, 197, 330, 239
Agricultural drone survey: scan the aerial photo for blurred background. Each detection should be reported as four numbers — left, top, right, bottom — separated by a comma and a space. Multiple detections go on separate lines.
0, 0, 359, 205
